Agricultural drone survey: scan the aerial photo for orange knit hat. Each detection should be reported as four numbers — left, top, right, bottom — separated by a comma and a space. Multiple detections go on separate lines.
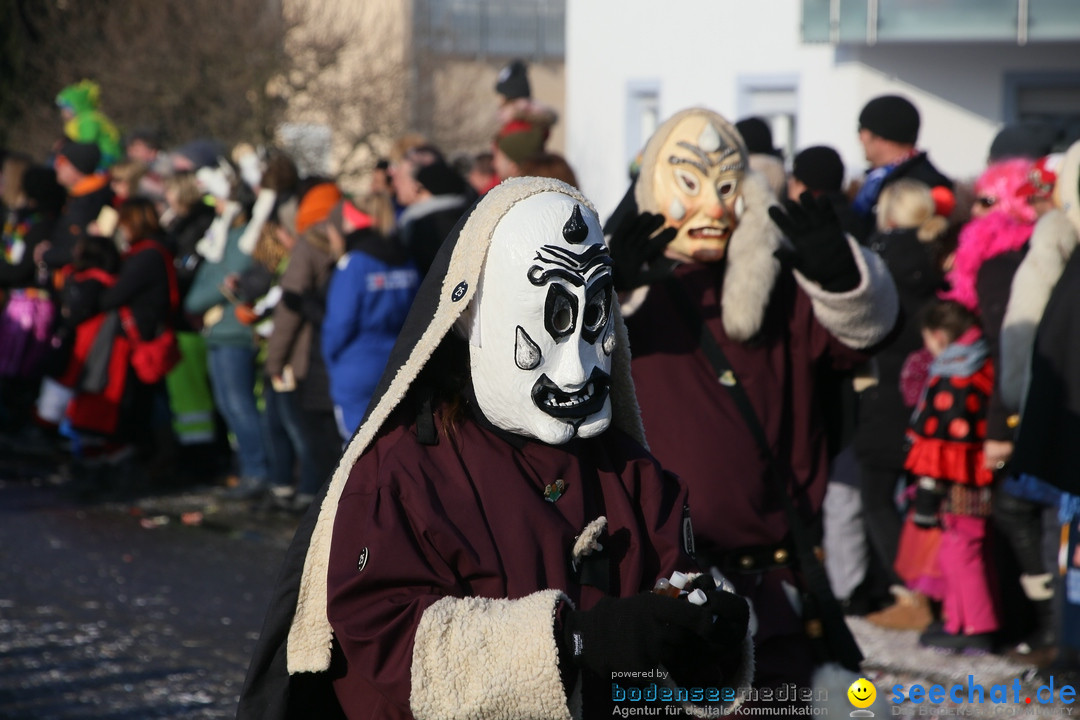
296, 182, 343, 234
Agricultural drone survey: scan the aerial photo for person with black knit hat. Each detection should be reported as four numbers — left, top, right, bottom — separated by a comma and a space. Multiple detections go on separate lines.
495, 58, 531, 103
391, 145, 474, 278
790, 146, 844, 197
37, 139, 115, 271
852, 94, 954, 242
493, 58, 558, 170
790, 145, 861, 237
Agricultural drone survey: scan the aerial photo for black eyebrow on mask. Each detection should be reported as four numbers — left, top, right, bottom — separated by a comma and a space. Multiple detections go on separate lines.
669, 155, 708, 175
671, 142, 710, 174
679, 139, 743, 163
528, 244, 612, 287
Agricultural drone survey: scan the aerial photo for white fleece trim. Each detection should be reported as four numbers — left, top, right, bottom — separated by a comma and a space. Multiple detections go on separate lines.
571, 517, 607, 565
410, 590, 574, 720
793, 236, 899, 350
1000, 210, 1079, 411
720, 172, 783, 342
286, 177, 649, 674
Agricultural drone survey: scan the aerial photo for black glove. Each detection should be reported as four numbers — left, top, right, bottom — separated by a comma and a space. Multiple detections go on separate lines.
912, 478, 946, 529
560, 590, 748, 679
608, 211, 678, 292
663, 589, 750, 688
768, 192, 860, 293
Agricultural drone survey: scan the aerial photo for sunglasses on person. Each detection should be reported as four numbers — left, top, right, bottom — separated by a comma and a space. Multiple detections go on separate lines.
975, 196, 996, 209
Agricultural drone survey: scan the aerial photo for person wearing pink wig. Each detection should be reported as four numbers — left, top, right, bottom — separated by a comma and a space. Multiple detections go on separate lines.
941, 157, 1037, 518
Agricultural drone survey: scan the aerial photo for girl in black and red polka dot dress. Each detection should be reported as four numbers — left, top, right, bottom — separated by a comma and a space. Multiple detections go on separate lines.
904, 300, 1000, 653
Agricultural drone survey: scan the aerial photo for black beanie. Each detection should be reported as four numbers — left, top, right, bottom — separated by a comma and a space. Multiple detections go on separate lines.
792, 146, 845, 193
859, 95, 920, 145
735, 117, 781, 157
58, 139, 101, 175
416, 159, 468, 197
496, 59, 531, 101
988, 122, 1058, 161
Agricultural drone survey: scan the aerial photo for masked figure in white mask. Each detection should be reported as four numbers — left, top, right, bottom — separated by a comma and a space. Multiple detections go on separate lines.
238, 177, 753, 720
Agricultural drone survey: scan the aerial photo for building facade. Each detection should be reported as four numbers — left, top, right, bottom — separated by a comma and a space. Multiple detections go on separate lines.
566, 0, 1080, 219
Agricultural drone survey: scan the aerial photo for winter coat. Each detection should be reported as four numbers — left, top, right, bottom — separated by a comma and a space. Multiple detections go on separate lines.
327, 409, 699, 718
43, 175, 114, 270
56, 268, 130, 435
321, 243, 419, 435
0, 208, 57, 289
100, 238, 175, 341
974, 248, 1025, 441
56, 80, 122, 169
183, 226, 255, 348
167, 202, 216, 294
396, 193, 471, 278
265, 235, 335, 412
999, 210, 1080, 412
1012, 249, 1080, 494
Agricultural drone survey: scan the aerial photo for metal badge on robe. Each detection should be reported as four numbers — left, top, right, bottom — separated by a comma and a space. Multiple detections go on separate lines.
544, 478, 567, 502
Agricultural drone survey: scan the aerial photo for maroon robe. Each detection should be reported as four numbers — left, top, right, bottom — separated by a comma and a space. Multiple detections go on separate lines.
625, 261, 867, 687
326, 405, 696, 718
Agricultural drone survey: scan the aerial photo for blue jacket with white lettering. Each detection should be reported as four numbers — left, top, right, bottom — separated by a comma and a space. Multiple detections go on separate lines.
322, 238, 419, 437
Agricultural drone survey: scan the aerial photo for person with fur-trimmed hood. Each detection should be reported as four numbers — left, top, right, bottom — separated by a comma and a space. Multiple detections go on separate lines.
605, 108, 899, 689
237, 177, 753, 719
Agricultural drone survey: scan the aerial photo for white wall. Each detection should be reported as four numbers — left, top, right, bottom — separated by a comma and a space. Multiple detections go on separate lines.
566, 0, 1080, 220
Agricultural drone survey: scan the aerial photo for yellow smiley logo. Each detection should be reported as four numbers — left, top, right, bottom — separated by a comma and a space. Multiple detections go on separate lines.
846, 677, 872, 708
848, 677, 876, 708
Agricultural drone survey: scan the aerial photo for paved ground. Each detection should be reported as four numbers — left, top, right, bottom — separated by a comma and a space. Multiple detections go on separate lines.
0, 452, 1073, 718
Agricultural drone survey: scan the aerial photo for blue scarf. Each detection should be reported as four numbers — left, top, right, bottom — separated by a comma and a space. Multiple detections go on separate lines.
852, 164, 892, 217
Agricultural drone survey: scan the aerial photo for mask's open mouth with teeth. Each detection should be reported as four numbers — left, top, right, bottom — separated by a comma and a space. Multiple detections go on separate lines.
688, 226, 730, 240
531, 368, 611, 419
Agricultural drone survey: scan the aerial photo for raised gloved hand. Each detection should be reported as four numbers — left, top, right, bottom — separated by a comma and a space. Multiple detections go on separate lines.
560, 590, 749, 680
912, 477, 946, 529
607, 211, 678, 292
768, 192, 860, 293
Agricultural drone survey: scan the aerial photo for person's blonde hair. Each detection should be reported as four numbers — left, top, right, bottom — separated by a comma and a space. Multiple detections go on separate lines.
253, 220, 289, 271
876, 178, 948, 242
389, 133, 428, 164
351, 192, 396, 236
109, 160, 147, 191
163, 171, 203, 214
1, 154, 31, 208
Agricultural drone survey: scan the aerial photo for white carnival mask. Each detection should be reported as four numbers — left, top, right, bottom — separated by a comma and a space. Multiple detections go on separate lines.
466, 192, 615, 444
